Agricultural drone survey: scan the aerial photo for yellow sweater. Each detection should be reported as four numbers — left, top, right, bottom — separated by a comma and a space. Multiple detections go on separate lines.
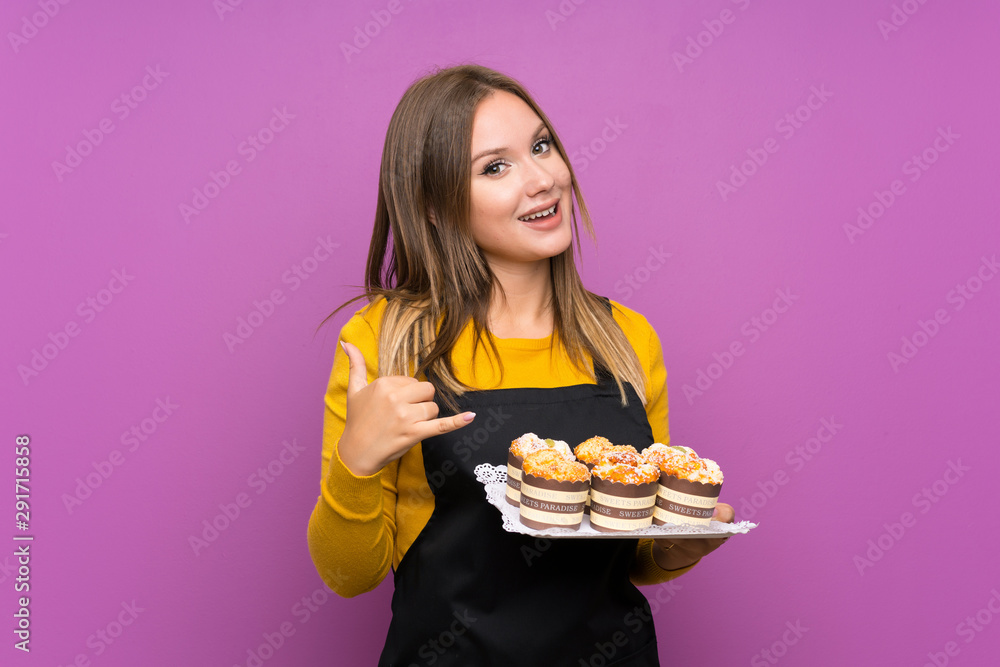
307, 296, 698, 598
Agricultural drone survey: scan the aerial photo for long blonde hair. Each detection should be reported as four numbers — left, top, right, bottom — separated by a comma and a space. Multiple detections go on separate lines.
319, 64, 647, 413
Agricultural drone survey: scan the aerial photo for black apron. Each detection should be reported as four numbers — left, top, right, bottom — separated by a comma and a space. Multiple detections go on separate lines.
379, 302, 660, 667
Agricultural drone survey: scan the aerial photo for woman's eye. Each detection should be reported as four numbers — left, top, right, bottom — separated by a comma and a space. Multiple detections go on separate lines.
480, 136, 552, 176
482, 160, 507, 176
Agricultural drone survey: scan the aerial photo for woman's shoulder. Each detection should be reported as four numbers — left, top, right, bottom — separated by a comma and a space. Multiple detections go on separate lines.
605, 298, 656, 337
340, 294, 431, 338
339, 295, 388, 341
356, 294, 389, 323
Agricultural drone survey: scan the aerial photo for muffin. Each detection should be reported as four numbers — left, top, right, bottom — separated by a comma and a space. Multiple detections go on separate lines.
506, 433, 574, 507
642, 444, 724, 526
573, 438, 637, 514
589, 452, 659, 532
518, 450, 591, 531
574, 437, 611, 468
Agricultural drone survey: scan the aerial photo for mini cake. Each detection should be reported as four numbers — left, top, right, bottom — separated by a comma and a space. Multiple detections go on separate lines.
589, 452, 659, 533
574, 436, 613, 469
642, 443, 693, 468
506, 433, 573, 507
518, 450, 591, 531
574, 438, 637, 514
642, 444, 724, 527
576, 441, 638, 468
598, 448, 644, 466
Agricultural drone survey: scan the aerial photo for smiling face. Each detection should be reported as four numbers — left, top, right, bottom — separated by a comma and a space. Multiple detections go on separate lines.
467, 90, 574, 277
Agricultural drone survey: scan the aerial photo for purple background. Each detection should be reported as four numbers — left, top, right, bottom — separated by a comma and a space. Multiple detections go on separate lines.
2, 1, 999, 665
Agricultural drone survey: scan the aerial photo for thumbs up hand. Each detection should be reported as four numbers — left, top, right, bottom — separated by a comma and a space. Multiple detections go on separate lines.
336, 341, 476, 477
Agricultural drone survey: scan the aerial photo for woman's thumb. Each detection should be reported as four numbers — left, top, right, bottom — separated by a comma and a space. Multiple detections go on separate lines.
341, 341, 369, 395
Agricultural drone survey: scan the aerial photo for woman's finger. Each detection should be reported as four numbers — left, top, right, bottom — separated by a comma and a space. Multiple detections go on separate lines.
422, 400, 440, 422
415, 412, 477, 441
713, 502, 735, 524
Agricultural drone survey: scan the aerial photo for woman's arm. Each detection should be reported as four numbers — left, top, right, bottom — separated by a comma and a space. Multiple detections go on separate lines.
631, 538, 701, 585
623, 310, 735, 580
306, 314, 398, 597
616, 307, 706, 585
306, 306, 473, 596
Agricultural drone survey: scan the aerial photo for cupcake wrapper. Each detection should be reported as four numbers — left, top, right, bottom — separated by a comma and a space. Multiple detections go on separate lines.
589, 477, 657, 533
505, 451, 524, 507
518, 472, 588, 531
581, 461, 595, 514
652, 471, 722, 527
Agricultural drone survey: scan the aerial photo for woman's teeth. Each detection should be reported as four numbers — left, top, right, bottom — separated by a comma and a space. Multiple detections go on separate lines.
518, 203, 557, 221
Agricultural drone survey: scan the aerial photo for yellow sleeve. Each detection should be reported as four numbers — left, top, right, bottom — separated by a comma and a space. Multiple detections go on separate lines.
611, 303, 701, 585
607, 301, 669, 444
643, 320, 669, 446
306, 304, 398, 597
630, 540, 701, 586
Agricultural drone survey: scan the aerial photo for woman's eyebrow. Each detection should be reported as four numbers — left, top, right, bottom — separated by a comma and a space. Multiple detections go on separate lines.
471, 122, 548, 164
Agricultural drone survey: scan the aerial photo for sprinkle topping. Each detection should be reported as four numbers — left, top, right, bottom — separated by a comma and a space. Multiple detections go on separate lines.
522, 450, 590, 483
642, 444, 723, 485
592, 460, 659, 485
575, 438, 637, 465
511, 433, 574, 460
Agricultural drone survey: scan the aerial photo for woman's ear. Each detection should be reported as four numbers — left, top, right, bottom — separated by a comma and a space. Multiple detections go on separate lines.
427, 207, 438, 228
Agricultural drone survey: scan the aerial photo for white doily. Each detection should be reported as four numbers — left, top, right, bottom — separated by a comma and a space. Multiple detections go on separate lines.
474, 463, 758, 539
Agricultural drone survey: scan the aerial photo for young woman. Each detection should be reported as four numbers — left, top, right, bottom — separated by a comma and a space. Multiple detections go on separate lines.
307, 64, 734, 666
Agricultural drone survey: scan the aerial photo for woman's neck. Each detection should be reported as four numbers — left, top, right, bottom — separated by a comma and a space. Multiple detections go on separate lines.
487, 260, 554, 338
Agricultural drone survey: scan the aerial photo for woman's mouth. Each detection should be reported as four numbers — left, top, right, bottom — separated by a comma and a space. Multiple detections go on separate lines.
518, 202, 558, 222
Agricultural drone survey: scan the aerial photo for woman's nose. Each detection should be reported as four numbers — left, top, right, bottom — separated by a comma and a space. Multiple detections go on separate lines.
523, 157, 555, 194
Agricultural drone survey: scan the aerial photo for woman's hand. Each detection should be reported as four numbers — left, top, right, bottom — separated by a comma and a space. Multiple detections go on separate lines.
650, 502, 735, 571
336, 341, 476, 477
